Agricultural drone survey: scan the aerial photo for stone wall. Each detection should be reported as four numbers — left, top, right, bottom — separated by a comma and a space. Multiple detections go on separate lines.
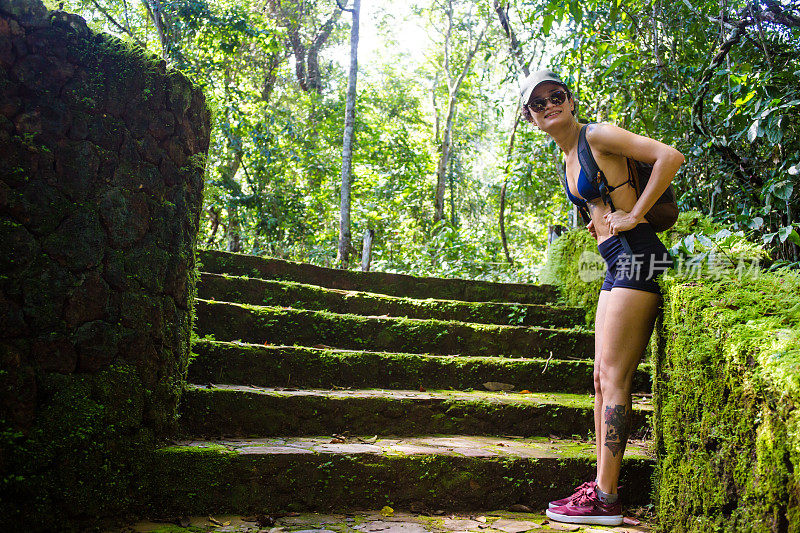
653, 272, 800, 532
0, 0, 210, 528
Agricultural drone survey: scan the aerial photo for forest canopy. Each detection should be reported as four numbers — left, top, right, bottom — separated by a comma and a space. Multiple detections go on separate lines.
53, 0, 800, 280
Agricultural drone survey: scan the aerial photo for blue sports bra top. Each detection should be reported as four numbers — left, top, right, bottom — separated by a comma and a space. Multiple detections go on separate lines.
563, 167, 601, 208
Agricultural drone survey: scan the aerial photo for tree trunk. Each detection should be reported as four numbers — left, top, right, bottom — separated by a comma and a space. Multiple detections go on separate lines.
226, 205, 242, 252
493, 0, 529, 76
492, 1, 527, 264
141, 0, 168, 58
337, 0, 361, 268
433, 9, 488, 223
499, 114, 520, 265
288, 30, 308, 92
448, 156, 456, 226
217, 117, 244, 250
272, 1, 343, 94
205, 207, 220, 247
434, 101, 455, 222
261, 53, 284, 103
308, 10, 343, 93
361, 228, 374, 271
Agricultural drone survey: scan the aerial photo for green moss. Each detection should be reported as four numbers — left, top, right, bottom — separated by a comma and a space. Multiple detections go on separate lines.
652, 269, 800, 532
0, 363, 157, 531
177, 385, 649, 440
660, 210, 725, 242
198, 273, 584, 328
197, 249, 557, 305
143, 442, 654, 515
194, 300, 594, 360
540, 229, 602, 325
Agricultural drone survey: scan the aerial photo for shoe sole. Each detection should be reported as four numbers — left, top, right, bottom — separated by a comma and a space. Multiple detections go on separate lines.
545, 509, 623, 526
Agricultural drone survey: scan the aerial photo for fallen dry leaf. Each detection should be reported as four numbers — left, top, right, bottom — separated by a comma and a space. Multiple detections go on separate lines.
208, 516, 223, 526
623, 516, 641, 525
519, 390, 531, 394
545, 522, 580, 532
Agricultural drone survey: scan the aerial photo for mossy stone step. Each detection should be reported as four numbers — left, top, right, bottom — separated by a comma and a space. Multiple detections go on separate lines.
146, 435, 654, 516
198, 249, 558, 304
194, 300, 594, 359
198, 273, 584, 328
179, 385, 651, 439
189, 340, 652, 394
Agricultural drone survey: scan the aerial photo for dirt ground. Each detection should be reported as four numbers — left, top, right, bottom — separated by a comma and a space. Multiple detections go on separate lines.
109, 508, 654, 533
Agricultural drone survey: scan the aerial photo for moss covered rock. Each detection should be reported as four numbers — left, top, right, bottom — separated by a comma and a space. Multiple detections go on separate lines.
540, 229, 603, 324
653, 270, 800, 532
0, 1, 210, 529
178, 384, 651, 440
198, 249, 559, 304
188, 340, 652, 394
144, 438, 655, 515
198, 272, 585, 328
194, 300, 595, 359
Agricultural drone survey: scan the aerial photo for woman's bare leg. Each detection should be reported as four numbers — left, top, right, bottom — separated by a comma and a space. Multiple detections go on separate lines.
595, 287, 660, 495
594, 290, 611, 463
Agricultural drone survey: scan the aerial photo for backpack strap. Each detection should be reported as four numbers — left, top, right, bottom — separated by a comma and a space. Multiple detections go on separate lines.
561, 162, 591, 225
577, 124, 635, 195
576, 124, 601, 187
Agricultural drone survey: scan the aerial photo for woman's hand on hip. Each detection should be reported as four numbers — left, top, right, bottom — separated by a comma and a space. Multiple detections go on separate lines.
603, 210, 639, 235
586, 220, 598, 240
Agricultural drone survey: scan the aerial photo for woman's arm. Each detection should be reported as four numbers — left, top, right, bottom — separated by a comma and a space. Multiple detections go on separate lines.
586, 123, 684, 234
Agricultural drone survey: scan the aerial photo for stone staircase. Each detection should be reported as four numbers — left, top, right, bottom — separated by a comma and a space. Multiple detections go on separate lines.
146, 250, 654, 516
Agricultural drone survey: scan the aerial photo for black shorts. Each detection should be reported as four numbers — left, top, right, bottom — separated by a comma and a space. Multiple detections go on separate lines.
598, 223, 673, 294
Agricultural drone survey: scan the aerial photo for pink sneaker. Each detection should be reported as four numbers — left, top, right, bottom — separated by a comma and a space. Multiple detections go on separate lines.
545, 486, 623, 526
548, 480, 596, 509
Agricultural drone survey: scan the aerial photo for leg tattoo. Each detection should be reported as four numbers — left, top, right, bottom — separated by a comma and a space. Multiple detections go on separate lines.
604, 404, 629, 457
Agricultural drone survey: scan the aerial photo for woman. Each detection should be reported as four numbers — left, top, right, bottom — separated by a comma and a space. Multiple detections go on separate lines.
520, 70, 684, 526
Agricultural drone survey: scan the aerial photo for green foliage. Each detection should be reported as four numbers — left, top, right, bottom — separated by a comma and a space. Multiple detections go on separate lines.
60, 0, 800, 278
653, 269, 800, 531
663, 211, 769, 274
515, 0, 800, 263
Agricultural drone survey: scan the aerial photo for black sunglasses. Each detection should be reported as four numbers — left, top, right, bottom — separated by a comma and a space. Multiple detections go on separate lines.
526, 89, 568, 113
